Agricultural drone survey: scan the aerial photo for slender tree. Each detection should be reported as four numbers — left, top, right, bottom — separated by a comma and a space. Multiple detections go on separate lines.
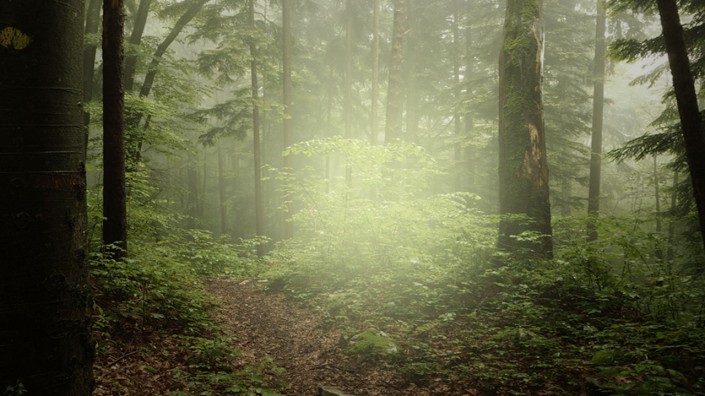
497, 0, 553, 258
0, 1, 93, 392
371, 0, 380, 144
587, 0, 607, 241
282, 0, 294, 239
103, 0, 128, 258
344, 0, 353, 140
124, 0, 153, 92
654, 0, 705, 251
83, 0, 102, 127
385, 0, 408, 143
250, 0, 265, 256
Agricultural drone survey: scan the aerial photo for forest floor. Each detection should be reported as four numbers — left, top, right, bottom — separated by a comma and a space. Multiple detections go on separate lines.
94, 277, 476, 395
206, 277, 469, 396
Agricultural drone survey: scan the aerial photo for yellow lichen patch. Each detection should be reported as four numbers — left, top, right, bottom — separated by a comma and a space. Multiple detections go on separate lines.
0, 27, 32, 50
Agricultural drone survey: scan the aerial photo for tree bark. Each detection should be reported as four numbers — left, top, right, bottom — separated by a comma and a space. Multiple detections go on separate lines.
250, 0, 265, 256
497, 0, 553, 258
655, 0, 705, 251
282, 0, 294, 239
124, 0, 152, 92
103, 0, 128, 258
0, 0, 94, 393
384, 0, 408, 143
587, 0, 607, 242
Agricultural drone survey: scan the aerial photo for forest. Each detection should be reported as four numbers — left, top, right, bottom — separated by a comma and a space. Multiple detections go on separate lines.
2, 0, 705, 394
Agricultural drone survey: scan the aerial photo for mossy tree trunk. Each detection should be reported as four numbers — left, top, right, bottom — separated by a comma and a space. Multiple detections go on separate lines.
0, 0, 94, 392
497, 0, 553, 258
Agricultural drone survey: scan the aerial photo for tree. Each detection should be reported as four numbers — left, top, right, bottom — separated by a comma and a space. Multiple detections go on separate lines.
0, 1, 93, 393
250, 0, 266, 256
103, 0, 128, 258
587, 0, 607, 241
385, 0, 408, 143
497, 0, 553, 258
654, 0, 705, 251
282, 0, 294, 239
370, 0, 380, 144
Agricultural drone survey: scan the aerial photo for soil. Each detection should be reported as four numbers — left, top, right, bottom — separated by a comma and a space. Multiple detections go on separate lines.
206, 278, 438, 396
94, 278, 478, 395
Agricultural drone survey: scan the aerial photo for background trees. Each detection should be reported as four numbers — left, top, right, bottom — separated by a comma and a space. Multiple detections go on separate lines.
0, 1, 93, 393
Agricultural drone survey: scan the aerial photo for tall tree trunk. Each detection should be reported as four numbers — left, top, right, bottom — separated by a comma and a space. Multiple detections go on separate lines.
497, 0, 553, 258
83, 0, 102, 110
384, 0, 408, 143
370, 0, 380, 144
0, 1, 93, 393
655, 0, 705, 251
405, 0, 419, 144
453, 1, 462, 190
250, 0, 265, 256
344, 0, 353, 139
124, 0, 152, 92
282, 0, 294, 239
587, 0, 607, 242
464, 4, 475, 190
103, 0, 128, 258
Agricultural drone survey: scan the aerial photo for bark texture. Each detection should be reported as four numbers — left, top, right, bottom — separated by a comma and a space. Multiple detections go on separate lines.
497, 0, 553, 258
103, 0, 128, 257
655, 0, 705, 251
0, 0, 94, 393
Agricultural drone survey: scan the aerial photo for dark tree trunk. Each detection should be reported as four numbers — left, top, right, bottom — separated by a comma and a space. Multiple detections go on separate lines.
282, 0, 294, 239
103, 0, 128, 258
371, 0, 380, 144
384, 0, 408, 143
250, 0, 265, 256
497, 0, 553, 258
655, 0, 705, 251
587, 0, 607, 242
0, 1, 94, 393
124, 0, 152, 92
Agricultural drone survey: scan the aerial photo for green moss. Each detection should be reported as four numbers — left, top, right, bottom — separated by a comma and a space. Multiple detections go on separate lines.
347, 329, 399, 357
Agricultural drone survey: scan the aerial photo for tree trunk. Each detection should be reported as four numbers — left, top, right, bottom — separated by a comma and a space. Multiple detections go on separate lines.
127, 0, 208, 163
405, 0, 419, 144
587, 0, 607, 242
497, 0, 553, 258
250, 0, 265, 256
370, 0, 380, 144
282, 0, 294, 239
654, 156, 664, 260
384, 0, 408, 143
103, 0, 128, 258
0, 1, 94, 393
655, 0, 705, 251
344, 0, 353, 139
83, 0, 102, 109
453, 1, 462, 190
218, 147, 228, 235
124, 0, 152, 92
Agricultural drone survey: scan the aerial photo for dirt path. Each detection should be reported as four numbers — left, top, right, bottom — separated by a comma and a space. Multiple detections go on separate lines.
206, 278, 436, 396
